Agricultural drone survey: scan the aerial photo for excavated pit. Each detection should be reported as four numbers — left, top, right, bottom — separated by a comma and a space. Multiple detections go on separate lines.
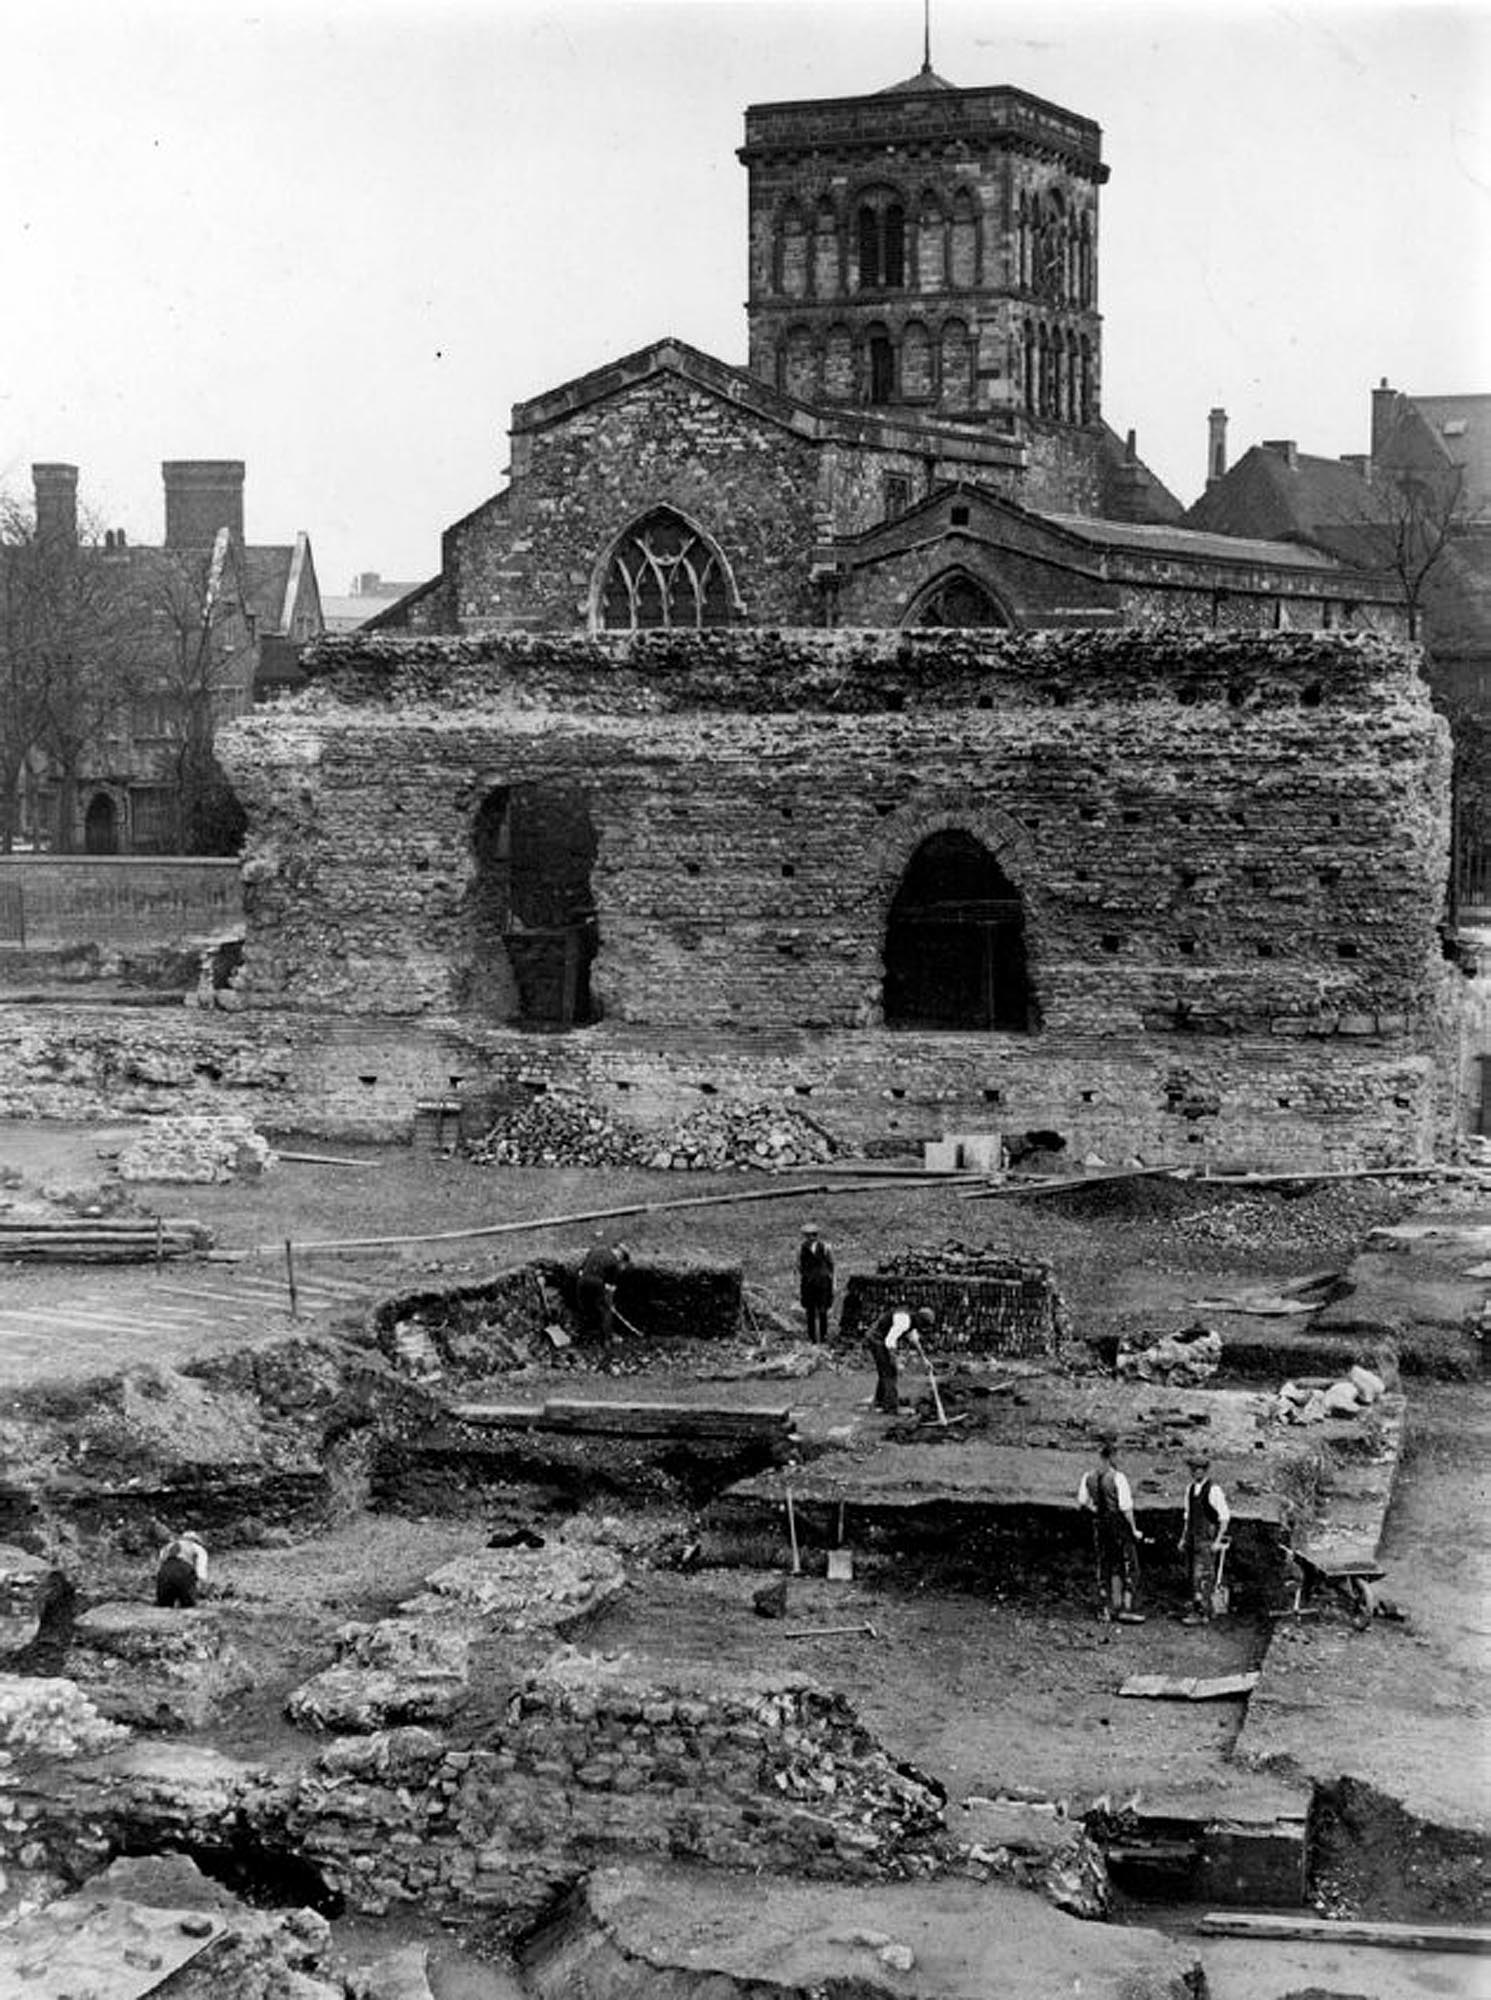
0, 1212, 1482, 1992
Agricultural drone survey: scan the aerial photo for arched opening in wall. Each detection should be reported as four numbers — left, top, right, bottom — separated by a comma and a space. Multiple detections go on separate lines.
866, 326, 895, 405
597, 509, 732, 631
83, 791, 119, 855
467, 783, 600, 1027
883, 831, 1035, 1031
907, 570, 1010, 629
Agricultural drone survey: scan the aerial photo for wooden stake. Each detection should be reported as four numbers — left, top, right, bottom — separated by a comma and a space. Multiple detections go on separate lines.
785, 1487, 801, 1575
284, 1238, 299, 1319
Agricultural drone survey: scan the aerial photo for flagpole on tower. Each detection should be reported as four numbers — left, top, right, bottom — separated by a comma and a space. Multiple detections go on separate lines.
923, 0, 933, 75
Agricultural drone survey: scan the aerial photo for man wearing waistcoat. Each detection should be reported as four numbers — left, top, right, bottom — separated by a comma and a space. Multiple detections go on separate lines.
1178, 1451, 1231, 1624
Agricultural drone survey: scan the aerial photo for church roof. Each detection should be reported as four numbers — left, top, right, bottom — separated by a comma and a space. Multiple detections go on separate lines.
880, 64, 958, 94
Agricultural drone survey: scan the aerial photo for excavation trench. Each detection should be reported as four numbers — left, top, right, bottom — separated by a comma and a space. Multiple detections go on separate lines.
0, 1245, 1481, 1992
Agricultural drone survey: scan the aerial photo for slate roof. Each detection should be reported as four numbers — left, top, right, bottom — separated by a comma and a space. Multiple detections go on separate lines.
1389, 395, 1491, 518
1184, 445, 1375, 544
1046, 510, 1346, 571
881, 65, 959, 94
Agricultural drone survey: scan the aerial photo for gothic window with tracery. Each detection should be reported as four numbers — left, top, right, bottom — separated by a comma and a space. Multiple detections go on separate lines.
599, 511, 731, 631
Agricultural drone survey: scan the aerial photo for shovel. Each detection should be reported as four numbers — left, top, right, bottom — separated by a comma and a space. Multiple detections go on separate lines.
920, 1346, 951, 1428
1211, 1541, 1232, 1618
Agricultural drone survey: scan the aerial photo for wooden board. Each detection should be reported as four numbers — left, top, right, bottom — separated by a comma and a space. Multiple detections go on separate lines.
1198, 1910, 1491, 1954
540, 1398, 792, 1439
1119, 1672, 1260, 1701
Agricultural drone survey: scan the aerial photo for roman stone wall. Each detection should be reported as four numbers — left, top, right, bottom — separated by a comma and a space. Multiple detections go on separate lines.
183, 627, 1469, 1167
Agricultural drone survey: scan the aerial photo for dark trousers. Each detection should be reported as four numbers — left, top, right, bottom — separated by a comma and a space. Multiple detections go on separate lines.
577, 1276, 616, 1340
802, 1292, 831, 1342
866, 1334, 900, 1412
155, 1556, 200, 1608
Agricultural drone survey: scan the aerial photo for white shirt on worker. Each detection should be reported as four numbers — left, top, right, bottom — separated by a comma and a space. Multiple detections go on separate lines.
1075, 1468, 1137, 1518
884, 1311, 917, 1350
161, 1535, 208, 1582
1188, 1480, 1232, 1536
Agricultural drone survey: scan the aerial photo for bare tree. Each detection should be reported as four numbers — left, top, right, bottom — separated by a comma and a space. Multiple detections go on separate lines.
0, 495, 147, 852
135, 530, 251, 854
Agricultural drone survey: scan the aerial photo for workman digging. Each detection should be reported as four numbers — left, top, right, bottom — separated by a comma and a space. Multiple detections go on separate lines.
577, 1240, 631, 1344
155, 1529, 209, 1609
866, 1305, 933, 1414
1077, 1437, 1146, 1623
1178, 1451, 1231, 1624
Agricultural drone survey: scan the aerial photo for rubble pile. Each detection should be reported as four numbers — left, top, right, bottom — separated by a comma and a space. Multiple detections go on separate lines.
117, 1114, 275, 1183
1117, 1323, 1223, 1386
0, 1675, 128, 1760
644, 1103, 838, 1172
465, 1094, 646, 1168
1275, 1361, 1387, 1425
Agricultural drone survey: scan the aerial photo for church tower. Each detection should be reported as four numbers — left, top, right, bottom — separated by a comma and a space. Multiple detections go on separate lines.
739, 62, 1107, 439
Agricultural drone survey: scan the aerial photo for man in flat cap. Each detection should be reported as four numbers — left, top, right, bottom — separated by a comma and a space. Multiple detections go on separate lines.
797, 1222, 834, 1343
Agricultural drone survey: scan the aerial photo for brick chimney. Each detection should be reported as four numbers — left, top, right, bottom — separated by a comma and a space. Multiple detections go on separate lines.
32, 463, 78, 545
1371, 377, 1403, 467
162, 460, 245, 549
1262, 439, 1299, 471
1206, 408, 1228, 488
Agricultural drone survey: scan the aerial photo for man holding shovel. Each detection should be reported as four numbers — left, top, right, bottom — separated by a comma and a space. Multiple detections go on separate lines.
1077, 1437, 1146, 1624
1178, 1451, 1231, 1624
577, 1240, 631, 1344
866, 1305, 933, 1414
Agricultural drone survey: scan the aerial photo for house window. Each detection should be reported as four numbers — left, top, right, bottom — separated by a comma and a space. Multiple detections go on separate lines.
885, 474, 912, 520
599, 509, 731, 631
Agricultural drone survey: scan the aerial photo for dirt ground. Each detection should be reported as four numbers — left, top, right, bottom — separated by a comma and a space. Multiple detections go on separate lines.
2, 1118, 1487, 1993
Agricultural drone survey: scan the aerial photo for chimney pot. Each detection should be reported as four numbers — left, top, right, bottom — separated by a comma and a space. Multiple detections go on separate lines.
1207, 407, 1229, 487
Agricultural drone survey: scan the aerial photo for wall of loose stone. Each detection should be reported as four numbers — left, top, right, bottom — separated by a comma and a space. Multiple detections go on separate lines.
0, 628, 1464, 1169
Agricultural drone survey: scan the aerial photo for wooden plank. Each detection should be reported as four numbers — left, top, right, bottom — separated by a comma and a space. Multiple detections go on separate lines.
1198, 1911, 1491, 1954
449, 1402, 545, 1430
1119, 1672, 1260, 1701
540, 1397, 791, 1439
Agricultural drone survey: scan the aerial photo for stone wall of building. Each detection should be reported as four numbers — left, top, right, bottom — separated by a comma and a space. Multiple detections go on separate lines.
448, 375, 826, 631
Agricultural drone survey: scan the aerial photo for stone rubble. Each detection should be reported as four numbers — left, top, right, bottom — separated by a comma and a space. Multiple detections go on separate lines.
117, 1113, 276, 1183
464, 1093, 837, 1172
1117, 1323, 1223, 1386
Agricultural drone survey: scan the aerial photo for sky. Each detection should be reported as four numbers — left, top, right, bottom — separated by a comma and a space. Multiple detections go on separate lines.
0, 0, 1487, 598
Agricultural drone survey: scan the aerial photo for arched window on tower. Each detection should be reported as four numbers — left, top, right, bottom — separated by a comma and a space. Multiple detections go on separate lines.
901, 319, 932, 400
778, 201, 808, 298
907, 570, 1009, 629
1017, 191, 1031, 290
856, 189, 906, 290
917, 193, 946, 289
1079, 335, 1095, 424
1066, 329, 1080, 423
1023, 321, 1036, 413
813, 197, 840, 298
940, 317, 973, 411
950, 188, 978, 288
883, 830, 1035, 1031
783, 322, 817, 400
598, 509, 732, 631
1078, 215, 1094, 306
866, 323, 896, 404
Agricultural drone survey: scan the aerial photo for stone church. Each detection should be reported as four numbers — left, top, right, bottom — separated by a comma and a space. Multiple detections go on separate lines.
209, 56, 1471, 1170
380, 63, 1404, 642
